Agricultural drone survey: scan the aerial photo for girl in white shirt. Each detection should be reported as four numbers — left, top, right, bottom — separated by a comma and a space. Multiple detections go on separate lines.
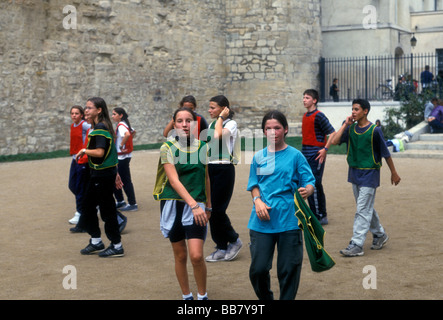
111, 107, 138, 212
205, 95, 242, 262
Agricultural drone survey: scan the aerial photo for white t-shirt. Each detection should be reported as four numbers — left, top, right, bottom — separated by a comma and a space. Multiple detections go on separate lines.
208, 119, 238, 164
116, 121, 132, 160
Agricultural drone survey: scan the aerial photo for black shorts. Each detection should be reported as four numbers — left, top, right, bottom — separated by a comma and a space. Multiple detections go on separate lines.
160, 200, 207, 243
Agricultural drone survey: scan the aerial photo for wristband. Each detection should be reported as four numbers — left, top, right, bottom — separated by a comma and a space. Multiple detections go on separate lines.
324, 147, 329, 151
218, 116, 225, 121
253, 196, 261, 204
191, 203, 200, 210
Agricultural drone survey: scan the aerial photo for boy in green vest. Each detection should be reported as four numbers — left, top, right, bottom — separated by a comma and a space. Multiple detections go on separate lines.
330, 99, 401, 257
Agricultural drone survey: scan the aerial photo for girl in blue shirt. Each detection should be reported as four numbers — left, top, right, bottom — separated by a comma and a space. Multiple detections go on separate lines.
247, 110, 315, 300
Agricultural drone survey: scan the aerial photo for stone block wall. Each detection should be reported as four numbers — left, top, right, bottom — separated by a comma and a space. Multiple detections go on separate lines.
224, 0, 322, 131
0, 0, 321, 155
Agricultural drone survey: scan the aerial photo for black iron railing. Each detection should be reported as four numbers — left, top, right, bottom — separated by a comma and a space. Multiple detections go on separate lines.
319, 53, 443, 102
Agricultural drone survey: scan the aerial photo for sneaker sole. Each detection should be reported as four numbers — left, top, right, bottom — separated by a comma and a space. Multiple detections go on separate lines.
205, 257, 226, 262
340, 250, 364, 257
81, 249, 105, 255
341, 252, 364, 257
99, 253, 125, 258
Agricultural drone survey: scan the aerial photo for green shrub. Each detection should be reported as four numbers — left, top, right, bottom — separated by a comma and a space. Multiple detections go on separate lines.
383, 91, 433, 139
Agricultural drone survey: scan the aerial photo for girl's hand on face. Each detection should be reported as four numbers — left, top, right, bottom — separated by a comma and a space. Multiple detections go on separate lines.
220, 107, 230, 119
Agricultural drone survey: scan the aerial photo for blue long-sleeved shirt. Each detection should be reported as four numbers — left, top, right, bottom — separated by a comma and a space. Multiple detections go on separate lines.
247, 146, 315, 233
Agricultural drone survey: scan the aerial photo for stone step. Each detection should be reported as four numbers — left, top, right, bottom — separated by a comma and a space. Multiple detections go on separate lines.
391, 149, 443, 159
387, 122, 443, 158
405, 140, 443, 151
419, 133, 443, 141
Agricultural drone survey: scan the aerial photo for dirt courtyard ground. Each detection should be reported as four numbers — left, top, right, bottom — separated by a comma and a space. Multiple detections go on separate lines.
1, 151, 441, 300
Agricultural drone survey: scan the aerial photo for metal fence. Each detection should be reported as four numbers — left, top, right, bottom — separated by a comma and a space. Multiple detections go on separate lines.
319, 52, 443, 102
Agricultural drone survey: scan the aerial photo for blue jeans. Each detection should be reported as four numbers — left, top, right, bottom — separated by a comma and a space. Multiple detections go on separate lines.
429, 119, 443, 133
351, 184, 385, 247
249, 229, 303, 300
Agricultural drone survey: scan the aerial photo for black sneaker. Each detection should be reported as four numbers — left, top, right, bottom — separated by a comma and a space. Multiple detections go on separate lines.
70, 226, 86, 233
80, 240, 105, 255
99, 244, 125, 258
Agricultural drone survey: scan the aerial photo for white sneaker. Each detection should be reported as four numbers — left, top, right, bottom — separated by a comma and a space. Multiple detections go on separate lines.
69, 212, 80, 225
225, 239, 243, 261
205, 249, 226, 262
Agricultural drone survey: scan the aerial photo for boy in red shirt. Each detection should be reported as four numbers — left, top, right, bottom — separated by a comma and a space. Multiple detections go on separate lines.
301, 89, 336, 225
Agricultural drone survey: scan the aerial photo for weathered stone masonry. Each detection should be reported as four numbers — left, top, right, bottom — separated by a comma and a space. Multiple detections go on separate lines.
0, 0, 321, 155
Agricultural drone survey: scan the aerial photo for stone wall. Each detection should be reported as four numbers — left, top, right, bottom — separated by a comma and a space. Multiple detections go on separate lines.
0, 0, 321, 155
225, 0, 322, 130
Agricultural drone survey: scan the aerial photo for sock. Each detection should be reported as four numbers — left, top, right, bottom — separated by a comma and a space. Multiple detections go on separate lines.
197, 292, 208, 300
91, 238, 102, 245
182, 293, 193, 300
113, 242, 122, 249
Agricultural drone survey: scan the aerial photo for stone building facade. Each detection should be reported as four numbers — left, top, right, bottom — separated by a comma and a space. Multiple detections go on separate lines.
0, 0, 321, 155
321, 0, 443, 57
